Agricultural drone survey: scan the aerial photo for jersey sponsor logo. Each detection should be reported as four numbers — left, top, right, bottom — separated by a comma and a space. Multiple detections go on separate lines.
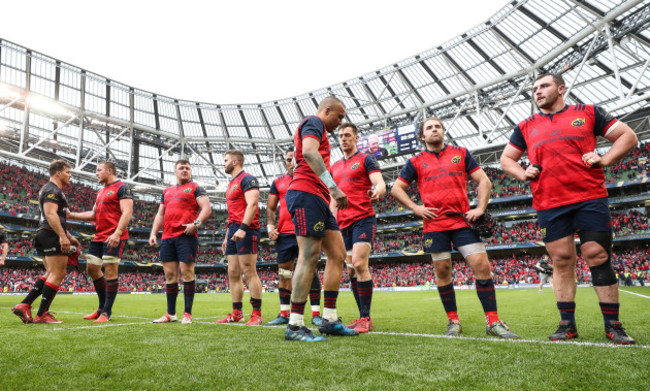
47, 193, 57, 199
183, 187, 192, 193
424, 238, 433, 248
451, 155, 462, 164
351, 162, 360, 170
571, 118, 586, 127
107, 191, 115, 196
313, 221, 325, 232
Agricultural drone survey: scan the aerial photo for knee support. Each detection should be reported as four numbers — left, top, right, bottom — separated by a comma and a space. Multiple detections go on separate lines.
579, 230, 616, 286
457, 242, 486, 259
278, 267, 293, 279
430, 252, 451, 261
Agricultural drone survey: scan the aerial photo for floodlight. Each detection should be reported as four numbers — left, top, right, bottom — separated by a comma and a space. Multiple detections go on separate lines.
26, 95, 74, 117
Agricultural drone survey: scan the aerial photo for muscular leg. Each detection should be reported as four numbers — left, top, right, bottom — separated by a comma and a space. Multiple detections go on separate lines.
581, 241, 618, 303
433, 258, 453, 286
545, 235, 577, 302
37, 255, 67, 316
227, 255, 244, 303
288, 235, 322, 327
239, 253, 262, 300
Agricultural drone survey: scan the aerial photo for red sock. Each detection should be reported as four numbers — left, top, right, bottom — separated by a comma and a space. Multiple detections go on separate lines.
485, 311, 500, 325
447, 311, 460, 322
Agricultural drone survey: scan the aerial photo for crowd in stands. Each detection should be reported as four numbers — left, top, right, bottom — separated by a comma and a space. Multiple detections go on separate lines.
2, 247, 648, 292
2, 142, 650, 227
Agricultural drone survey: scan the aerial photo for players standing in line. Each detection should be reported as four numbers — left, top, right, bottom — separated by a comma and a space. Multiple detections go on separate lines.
149, 159, 212, 324
284, 96, 359, 341
12, 159, 80, 324
67, 161, 133, 323
0, 228, 7, 266
500, 73, 637, 344
217, 150, 265, 325
330, 123, 385, 333
535, 255, 554, 293
265, 150, 324, 327
391, 117, 518, 339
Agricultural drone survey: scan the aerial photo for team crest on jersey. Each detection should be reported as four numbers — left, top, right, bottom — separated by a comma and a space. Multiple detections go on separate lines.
571, 118, 586, 127
47, 193, 56, 199
183, 187, 192, 193
313, 221, 325, 232
107, 191, 115, 196
451, 155, 461, 164
351, 162, 360, 170
424, 238, 433, 248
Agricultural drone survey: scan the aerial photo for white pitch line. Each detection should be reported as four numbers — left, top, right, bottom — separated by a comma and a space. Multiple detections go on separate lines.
48, 322, 152, 331
371, 331, 649, 349
620, 289, 650, 299
41, 318, 649, 349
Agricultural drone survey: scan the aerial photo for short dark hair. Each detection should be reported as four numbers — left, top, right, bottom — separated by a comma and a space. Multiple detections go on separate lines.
225, 150, 244, 165
535, 73, 565, 87
417, 116, 445, 141
339, 122, 358, 135
49, 159, 70, 176
175, 159, 191, 168
99, 161, 116, 175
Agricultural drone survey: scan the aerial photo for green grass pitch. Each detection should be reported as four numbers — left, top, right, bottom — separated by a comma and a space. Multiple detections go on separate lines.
1, 287, 648, 390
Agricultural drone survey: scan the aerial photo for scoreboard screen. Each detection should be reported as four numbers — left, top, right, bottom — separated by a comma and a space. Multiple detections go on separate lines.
356, 124, 419, 159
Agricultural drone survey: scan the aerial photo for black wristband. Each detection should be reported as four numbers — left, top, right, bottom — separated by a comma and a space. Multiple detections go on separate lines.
239, 223, 249, 231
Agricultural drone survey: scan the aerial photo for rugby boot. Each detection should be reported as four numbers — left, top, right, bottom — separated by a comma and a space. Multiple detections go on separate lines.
33, 311, 63, 324
311, 314, 324, 327
83, 309, 101, 320
216, 310, 244, 324
605, 320, 635, 345
12, 303, 33, 324
245, 310, 263, 325
548, 321, 578, 341
152, 313, 178, 323
318, 318, 359, 336
93, 312, 111, 323
444, 320, 462, 336
347, 317, 374, 333
266, 314, 289, 326
285, 324, 327, 342
181, 313, 193, 324
487, 320, 519, 339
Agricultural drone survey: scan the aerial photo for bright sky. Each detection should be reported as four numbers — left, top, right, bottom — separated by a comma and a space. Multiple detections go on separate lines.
1, 0, 505, 104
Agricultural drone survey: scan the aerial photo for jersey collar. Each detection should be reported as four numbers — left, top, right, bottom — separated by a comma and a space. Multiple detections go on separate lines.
343, 151, 360, 162
539, 104, 569, 118
230, 171, 245, 182
423, 144, 447, 157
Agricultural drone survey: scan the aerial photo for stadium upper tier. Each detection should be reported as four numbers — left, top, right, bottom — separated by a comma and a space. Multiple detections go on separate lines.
0, 0, 649, 196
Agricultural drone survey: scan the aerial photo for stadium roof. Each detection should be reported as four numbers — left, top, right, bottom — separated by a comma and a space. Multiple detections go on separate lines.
0, 0, 649, 199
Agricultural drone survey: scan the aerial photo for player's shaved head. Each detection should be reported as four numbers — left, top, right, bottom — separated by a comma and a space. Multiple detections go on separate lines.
318, 96, 344, 112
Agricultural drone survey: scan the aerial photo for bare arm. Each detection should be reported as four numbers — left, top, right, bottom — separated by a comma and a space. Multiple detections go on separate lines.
390, 180, 438, 220
303, 137, 348, 209
465, 168, 492, 222
148, 204, 166, 246
183, 195, 212, 235
44, 202, 70, 253
68, 204, 97, 222
500, 144, 540, 181
368, 171, 386, 203
232, 189, 259, 242
583, 122, 638, 167
106, 198, 134, 248
0, 242, 7, 266
266, 194, 280, 241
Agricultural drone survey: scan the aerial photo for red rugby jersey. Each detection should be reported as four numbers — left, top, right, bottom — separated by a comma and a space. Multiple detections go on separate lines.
288, 116, 331, 203
509, 104, 617, 210
330, 151, 380, 229
161, 181, 207, 239
398, 146, 480, 233
94, 180, 132, 241
226, 171, 260, 229
269, 173, 295, 234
